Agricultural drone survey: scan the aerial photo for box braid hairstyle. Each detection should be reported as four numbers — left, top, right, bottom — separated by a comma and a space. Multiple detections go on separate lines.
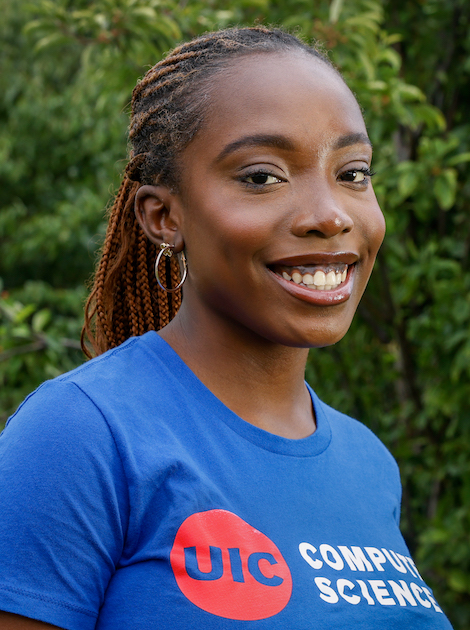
81, 26, 336, 358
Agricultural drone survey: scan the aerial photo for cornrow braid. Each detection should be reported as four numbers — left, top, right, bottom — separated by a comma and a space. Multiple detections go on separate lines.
82, 26, 333, 358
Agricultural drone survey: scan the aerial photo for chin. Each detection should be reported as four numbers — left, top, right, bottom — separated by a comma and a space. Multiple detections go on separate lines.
281, 310, 357, 349
263, 322, 353, 350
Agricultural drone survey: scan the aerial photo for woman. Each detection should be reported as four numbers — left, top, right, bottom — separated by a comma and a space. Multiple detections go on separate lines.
0, 27, 452, 629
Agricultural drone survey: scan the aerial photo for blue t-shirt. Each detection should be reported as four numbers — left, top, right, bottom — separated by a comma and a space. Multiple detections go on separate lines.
0, 332, 452, 629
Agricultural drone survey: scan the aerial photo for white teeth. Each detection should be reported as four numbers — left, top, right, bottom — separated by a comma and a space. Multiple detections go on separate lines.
313, 270, 326, 286
278, 265, 350, 290
326, 271, 336, 286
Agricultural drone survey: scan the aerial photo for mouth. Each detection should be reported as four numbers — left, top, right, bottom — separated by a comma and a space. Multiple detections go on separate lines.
267, 253, 358, 306
271, 262, 350, 291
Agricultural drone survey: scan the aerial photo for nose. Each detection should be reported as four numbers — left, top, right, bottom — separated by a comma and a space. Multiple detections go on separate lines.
291, 185, 354, 239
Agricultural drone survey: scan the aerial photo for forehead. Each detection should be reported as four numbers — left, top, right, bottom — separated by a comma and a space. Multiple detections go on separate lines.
191, 51, 367, 160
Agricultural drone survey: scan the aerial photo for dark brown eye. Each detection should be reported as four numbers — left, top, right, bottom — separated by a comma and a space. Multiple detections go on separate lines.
340, 168, 375, 183
342, 170, 365, 182
245, 173, 282, 185
250, 173, 270, 184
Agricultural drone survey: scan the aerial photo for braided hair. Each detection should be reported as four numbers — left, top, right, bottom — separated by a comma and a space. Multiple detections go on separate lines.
81, 26, 333, 358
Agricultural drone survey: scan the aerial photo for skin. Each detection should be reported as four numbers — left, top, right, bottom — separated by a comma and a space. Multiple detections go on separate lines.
135, 51, 385, 440
0, 613, 59, 629
0, 50, 385, 630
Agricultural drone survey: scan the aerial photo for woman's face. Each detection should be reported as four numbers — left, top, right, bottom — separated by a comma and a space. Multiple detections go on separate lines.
174, 51, 385, 348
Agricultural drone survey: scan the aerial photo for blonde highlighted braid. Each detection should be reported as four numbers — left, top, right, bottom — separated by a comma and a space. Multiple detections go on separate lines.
82, 26, 332, 358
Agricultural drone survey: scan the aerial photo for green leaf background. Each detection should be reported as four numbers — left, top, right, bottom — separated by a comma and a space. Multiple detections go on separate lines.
1, 0, 469, 625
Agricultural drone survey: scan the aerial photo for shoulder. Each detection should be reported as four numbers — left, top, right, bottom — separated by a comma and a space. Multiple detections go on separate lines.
1, 335, 150, 453
314, 393, 400, 479
7, 332, 162, 421
57, 332, 155, 392
56, 331, 181, 407
1, 332, 187, 469
0, 372, 127, 490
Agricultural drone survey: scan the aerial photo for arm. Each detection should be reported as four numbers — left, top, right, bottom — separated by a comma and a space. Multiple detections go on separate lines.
0, 612, 61, 629
0, 380, 128, 630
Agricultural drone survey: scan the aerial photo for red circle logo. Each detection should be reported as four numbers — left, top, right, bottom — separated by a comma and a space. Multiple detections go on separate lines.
170, 509, 292, 620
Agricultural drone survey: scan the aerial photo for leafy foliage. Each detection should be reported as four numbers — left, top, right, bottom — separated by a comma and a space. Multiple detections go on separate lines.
1, 0, 469, 625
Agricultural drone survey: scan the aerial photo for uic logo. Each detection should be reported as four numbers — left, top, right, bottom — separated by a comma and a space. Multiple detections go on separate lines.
170, 509, 292, 620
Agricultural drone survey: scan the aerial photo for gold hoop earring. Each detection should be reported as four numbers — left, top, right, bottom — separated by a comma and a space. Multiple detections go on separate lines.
155, 243, 187, 293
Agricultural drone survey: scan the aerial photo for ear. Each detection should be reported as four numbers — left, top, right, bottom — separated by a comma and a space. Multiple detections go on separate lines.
134, 185, 184, 253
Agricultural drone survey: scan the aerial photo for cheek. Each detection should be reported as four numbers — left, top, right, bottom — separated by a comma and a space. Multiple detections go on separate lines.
182, 213, 255, 290
372, 209, 386, 252
360, 199, 386, 255
186, 200, 278, 260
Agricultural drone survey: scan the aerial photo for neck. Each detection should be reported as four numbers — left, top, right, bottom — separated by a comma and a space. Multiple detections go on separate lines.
159, 300, 315, 439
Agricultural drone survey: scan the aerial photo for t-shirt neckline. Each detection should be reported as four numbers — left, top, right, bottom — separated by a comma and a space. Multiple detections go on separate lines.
143, 331, 332, 458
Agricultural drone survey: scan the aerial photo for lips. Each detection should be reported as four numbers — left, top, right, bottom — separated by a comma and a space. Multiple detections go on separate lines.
274, 263, 348, 290
267, 252, 358, 306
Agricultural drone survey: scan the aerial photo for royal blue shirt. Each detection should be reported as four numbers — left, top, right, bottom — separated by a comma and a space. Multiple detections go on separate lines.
0, 333, 453, 628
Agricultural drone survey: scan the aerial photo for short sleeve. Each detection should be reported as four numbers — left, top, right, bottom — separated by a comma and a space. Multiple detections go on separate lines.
0, 380, 129, 630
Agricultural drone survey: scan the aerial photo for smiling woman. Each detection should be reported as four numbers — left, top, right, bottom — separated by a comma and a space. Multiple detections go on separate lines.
155, 52, 384, 359
0, 27, 453, 630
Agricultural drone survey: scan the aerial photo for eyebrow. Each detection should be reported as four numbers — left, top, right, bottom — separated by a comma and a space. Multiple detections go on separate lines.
215, 131, 372, 163
333, 132, 373, 151
215, 134, 296, 162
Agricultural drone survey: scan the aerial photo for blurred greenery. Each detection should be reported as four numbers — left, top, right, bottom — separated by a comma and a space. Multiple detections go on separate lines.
1, 0, 469, 625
